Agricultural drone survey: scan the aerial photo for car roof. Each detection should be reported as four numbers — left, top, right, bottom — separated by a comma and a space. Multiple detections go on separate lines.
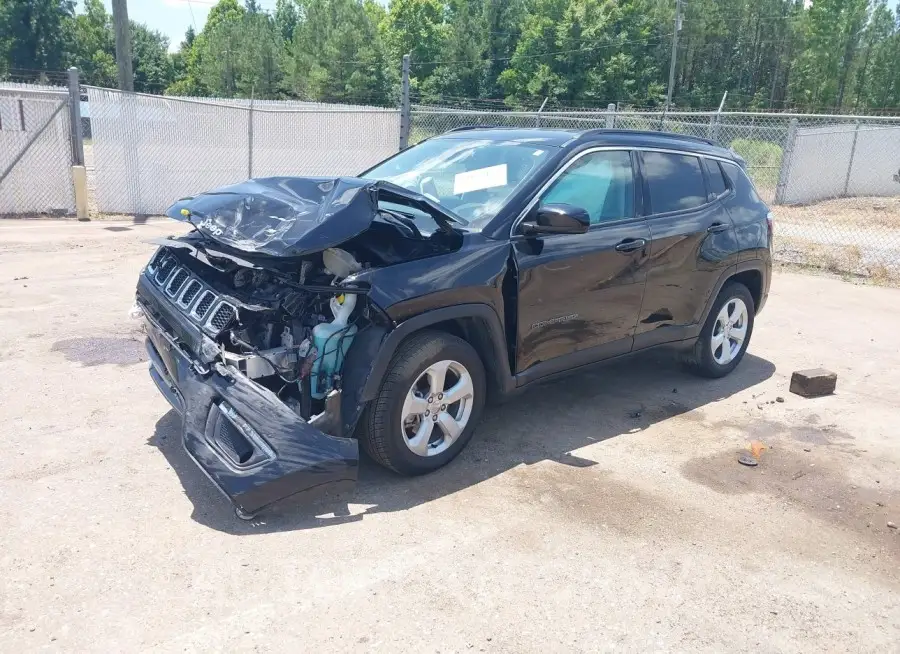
435, 126, 736, 159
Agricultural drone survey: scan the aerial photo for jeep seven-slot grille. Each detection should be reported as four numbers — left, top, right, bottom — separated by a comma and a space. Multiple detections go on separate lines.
178, 280, 201, 307
154, 256, 177, 284
193, 291, 215, 320
147, 249, 236, 332
209, 304, 235, 330
166, 269, 189, 296
147, 249, 166, 272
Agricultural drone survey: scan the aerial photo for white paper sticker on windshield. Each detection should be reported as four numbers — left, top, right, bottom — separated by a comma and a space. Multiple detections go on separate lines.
453, 164, 508, 195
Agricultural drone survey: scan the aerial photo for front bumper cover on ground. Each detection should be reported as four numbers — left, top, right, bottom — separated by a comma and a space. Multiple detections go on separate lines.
139, 277, 358, 516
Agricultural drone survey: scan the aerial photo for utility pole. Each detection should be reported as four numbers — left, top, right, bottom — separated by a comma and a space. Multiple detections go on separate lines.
111, 0, 134, 92
665, 0, 683, 113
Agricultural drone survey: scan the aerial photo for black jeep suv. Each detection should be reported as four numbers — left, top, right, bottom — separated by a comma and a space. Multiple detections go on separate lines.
135, 127, 772, 518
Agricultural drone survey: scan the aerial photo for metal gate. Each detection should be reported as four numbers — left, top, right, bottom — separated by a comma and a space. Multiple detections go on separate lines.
0, 87, 76, 216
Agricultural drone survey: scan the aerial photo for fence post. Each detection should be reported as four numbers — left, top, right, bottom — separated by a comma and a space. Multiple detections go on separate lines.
247, 88, 254, 179
774, 118, 798, 205
67, 68, 85, 166
535, 97, 548, 128
67, 67, 88, 220
842, 120, 861, 197
399, 54, 411, 150
605, 103, 616, 128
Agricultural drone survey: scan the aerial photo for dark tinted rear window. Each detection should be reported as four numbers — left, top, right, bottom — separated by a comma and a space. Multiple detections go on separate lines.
704, 159, 728, 197
642, 152, 707, 214
721, 161, 764, 205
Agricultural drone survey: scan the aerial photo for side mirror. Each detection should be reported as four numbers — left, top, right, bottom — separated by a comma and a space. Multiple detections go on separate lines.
521, 203, 590, 236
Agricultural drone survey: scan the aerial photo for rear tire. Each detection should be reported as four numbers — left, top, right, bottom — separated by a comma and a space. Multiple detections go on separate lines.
361, 331, 486, 476
684, 282, 755, 378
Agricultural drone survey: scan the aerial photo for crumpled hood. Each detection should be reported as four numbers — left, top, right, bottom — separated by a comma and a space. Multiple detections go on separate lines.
166, 177, 380, 258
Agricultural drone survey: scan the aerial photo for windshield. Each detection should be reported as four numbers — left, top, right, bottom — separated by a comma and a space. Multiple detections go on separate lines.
363, 137, 554, 228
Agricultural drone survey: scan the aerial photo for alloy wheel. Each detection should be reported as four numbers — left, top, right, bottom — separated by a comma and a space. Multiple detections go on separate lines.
400, 359, 474, 457
711, 297, 749, 365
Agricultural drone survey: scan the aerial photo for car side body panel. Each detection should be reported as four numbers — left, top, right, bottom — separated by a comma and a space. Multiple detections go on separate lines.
512, 221, 652, 373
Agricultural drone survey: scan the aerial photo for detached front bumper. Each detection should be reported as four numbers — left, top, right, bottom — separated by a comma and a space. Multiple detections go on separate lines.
139, 277, 358, 516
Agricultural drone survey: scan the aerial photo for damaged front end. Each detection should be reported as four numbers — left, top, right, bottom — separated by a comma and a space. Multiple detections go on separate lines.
136, 177, 464, 516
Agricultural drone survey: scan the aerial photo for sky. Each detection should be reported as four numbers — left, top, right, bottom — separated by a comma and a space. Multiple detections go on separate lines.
78, 0, 389, 52
77, 0, 273, 52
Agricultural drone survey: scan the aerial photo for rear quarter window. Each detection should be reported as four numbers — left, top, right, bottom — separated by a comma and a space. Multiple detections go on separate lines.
721, 161, 765, 205
703, 158, 729, 198
642, 151, 707, 214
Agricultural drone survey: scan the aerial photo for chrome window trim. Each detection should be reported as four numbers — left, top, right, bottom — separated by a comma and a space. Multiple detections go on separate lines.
509, 144, 738, 237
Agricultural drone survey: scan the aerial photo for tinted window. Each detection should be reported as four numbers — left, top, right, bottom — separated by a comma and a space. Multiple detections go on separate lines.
704, 158, 728, 197
721, 161, 764, 205
642, 152, 707, 214
540, 151, 634, 224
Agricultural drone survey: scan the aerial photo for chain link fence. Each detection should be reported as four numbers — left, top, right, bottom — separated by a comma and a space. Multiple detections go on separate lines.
411, 105, 900, 282
85, 87, 400, 215
2, 74, 900, 285
0, 87, 75, 216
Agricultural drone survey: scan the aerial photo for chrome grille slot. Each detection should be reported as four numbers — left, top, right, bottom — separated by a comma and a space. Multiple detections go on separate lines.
154, 255, 177, 284
178, 280, 202, 307
146, 248, 166, 274
207, 303, 236, 331
148, 248, 239, 334
192, 291, 215, 320
166, 269, 189, 297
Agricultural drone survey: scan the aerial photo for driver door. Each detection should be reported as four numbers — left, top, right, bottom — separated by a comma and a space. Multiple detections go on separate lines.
512, 149, 652, 382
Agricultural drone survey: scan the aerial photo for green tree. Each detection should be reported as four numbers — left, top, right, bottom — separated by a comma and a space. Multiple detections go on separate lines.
381, 0, 446, 82
852, 0, 897, 108
420, 0, 488, 101
498, 0, 665, 108
70, 0, 116, 87
274, 0, 299, 42
481, 0, 527, 98
289, 0, 391, 104
131, 23, 174, 93
0, 0, 75, 76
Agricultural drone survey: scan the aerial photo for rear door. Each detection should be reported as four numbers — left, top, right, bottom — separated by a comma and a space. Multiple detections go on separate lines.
512, 149, 652, 381
634, 150, 740, 349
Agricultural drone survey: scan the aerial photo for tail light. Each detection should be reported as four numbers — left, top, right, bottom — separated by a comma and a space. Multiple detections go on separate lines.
766, 210, 774, 243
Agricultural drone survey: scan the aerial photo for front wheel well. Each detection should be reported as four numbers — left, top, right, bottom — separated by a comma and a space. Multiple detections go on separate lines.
406, 317, 506, 401
728, 269, 762, 311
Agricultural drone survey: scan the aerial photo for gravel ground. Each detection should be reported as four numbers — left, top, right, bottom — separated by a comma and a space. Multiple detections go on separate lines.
1, 219, 899, 652
773, 198, 900, 280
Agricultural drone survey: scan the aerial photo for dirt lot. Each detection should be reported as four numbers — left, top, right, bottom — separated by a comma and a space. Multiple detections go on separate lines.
1, 219, 899, 652
774, 197, 900, 281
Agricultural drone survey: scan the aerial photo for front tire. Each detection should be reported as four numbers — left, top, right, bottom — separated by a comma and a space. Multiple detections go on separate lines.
361, 331, 486, 475
685, 282, 755, 378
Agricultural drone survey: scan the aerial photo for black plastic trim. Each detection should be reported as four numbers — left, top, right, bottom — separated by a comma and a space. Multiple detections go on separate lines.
515, 337, 633, 387
360, 303, 515, 401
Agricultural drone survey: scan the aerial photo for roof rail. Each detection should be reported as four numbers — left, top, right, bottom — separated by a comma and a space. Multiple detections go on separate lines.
443, 125, 503, 133
581, 128, 718, 147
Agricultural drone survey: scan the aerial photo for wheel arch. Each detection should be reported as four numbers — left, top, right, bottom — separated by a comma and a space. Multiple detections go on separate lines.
360, 304, 515, 404
728, 268, 763, 312
696, 260, 768, 333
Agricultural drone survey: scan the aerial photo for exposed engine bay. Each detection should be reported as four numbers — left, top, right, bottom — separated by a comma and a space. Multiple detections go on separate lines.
138, 176, 472, 431
134, 175, 477, 517
143, 241, 382, 423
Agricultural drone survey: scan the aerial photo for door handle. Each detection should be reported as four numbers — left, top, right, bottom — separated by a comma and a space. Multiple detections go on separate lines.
707, 222, 730, 234
614, 238, 647, 253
